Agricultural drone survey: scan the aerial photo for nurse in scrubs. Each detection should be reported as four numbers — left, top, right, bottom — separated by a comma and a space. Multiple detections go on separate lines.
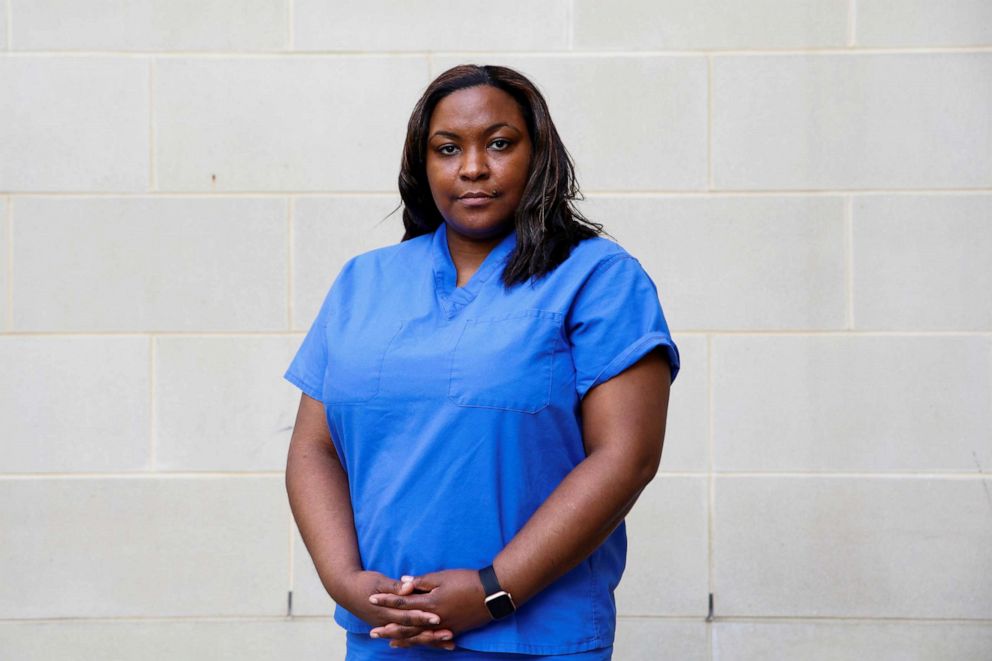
284, 64, 679, 660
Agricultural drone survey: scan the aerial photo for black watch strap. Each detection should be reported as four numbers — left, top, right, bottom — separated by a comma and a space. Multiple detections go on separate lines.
479, 564, 503, 596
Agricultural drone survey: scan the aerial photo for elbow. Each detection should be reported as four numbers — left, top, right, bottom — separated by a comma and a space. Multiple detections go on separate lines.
586, 428, 666, 492
632, 436, 665, 489
634, 454, 661, 490
595, 442, 663, 493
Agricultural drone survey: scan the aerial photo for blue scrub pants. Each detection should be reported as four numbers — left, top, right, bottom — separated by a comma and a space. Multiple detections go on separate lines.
346, 633, 613, 660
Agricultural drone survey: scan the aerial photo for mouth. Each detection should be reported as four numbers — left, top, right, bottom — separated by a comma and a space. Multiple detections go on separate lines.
458, 191, 497, 207
459, 195, 494, 207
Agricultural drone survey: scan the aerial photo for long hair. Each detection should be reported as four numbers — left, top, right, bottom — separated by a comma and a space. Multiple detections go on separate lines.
395, 64, 606, 288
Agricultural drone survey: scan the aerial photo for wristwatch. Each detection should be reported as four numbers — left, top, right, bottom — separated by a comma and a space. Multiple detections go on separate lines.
478, 564, 516, 620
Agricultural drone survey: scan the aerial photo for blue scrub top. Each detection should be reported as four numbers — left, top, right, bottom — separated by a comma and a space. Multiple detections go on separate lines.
284, 223, 680, 655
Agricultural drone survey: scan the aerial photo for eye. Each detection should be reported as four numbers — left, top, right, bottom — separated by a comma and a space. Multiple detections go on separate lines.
490, 138, 511, 151
437, 144, 459, 156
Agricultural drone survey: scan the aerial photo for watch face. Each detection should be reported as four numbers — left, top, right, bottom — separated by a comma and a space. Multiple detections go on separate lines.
485, 591, 516, 619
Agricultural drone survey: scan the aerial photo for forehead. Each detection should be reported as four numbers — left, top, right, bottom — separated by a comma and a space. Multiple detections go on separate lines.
429, 85, 525, 132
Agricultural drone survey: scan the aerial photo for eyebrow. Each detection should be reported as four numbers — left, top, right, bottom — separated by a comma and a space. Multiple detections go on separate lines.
429, 123, 521, 141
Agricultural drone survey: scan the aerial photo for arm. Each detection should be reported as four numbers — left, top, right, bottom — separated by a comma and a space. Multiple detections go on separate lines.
494, 349, 671, 603
285, 392, 454, 647
370, 349, 672, 641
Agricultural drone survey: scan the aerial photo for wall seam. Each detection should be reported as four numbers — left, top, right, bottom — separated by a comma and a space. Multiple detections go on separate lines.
706, 54, 713, 190
1, 190, 990, 199
4, 0, 11, 51
706, 333, 715, 601
148, 58, 157, 191
1, 471, 990, 480
288, 513, 295, 612
287, 0, 294, 50
707, 334, 716, 657
0, 330, 986, 338
567, 0, 574, 50
1, 614, 989, 625
848, 0, 857, 47
3, 46, 992, 56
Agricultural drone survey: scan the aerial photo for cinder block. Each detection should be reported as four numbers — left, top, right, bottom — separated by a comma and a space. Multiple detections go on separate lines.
616, 476, 709, 616
853, 194, 992, 330
713, 620, 992, 661
713, 476, 992, 618
713, 53, 992, 189
294, 0, 568, 51
292, 196, 406, 330
0, 617, 347, 661
576, 195, 846, 331
0, 336, 149, 472
574, 0, 847, 50
12, 197, 287, 331
10, 0, 287, 51
154, 56, 430, 192
857, 0, 992, 47
0, 57, 148, 192
0, 476, 290, 618
433, 56, 709, 192
657, 334, 707, 473
712, 334, 992, 472
615, 618, 709, 661
155, 336, 302, 471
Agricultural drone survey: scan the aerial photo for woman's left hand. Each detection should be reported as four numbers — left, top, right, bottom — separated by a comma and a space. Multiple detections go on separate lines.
368, 569, 494, 648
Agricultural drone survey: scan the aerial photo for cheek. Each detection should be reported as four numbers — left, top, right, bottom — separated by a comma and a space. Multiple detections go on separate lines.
425, 165, 447, 201
504, 155, 532, 189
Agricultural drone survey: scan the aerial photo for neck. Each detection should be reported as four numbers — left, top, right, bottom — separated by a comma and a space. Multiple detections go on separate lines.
444, 223, 513, 286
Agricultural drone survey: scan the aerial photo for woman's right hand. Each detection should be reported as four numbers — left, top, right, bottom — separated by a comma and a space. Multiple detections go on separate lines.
340, 570, 456, 651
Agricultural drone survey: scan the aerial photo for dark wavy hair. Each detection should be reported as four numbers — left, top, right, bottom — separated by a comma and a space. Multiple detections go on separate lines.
393, 64, 607, 288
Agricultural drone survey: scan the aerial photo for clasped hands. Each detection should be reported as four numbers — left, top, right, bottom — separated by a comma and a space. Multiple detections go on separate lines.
344, 568, 494, 650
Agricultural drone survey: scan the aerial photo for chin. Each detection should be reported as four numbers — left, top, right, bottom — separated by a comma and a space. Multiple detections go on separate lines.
446, 216, 514, 238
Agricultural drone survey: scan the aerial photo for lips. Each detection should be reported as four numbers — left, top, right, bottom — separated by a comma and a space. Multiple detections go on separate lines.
459, 191, 495, 199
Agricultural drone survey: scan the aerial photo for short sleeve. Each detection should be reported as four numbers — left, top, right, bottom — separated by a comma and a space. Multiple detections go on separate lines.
283, 259, 352, 401
566, 254, 680, 399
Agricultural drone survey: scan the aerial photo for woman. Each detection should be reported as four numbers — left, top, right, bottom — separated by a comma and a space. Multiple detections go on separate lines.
284, 64, 680, 660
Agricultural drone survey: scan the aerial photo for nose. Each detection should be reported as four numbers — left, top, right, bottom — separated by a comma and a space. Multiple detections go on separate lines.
459, 145, 489, 181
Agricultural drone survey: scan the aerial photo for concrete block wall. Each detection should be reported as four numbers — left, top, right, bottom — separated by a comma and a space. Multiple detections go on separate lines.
2, 2, 990, 658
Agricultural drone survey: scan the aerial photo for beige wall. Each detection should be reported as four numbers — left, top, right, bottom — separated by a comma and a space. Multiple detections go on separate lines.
2, 1, 991, 659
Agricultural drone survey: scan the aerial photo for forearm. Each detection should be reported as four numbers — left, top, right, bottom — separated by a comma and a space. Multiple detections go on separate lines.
492, 449, 653, 606
285, 436, 362, 603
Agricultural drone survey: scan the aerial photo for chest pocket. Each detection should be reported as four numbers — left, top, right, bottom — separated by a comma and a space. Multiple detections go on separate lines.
448, 309, 562, 414
323, 319, 404, 405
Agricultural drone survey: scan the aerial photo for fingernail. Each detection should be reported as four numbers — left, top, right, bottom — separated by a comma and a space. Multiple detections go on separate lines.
439, 634, 452, 641
401, 575, 414, 582
369, 632, 379, 639
369, 597, 378, 604
429, 616, 440, 625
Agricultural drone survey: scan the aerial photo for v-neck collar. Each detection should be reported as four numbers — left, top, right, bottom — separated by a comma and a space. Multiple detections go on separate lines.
431, 222, 517, 317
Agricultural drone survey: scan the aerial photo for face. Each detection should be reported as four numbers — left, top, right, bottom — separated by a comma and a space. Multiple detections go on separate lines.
425, 85, 533, 240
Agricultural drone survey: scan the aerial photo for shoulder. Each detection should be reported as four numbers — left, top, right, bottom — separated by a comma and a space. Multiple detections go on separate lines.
339, 233, 433, 278
557, 235, 643, 284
